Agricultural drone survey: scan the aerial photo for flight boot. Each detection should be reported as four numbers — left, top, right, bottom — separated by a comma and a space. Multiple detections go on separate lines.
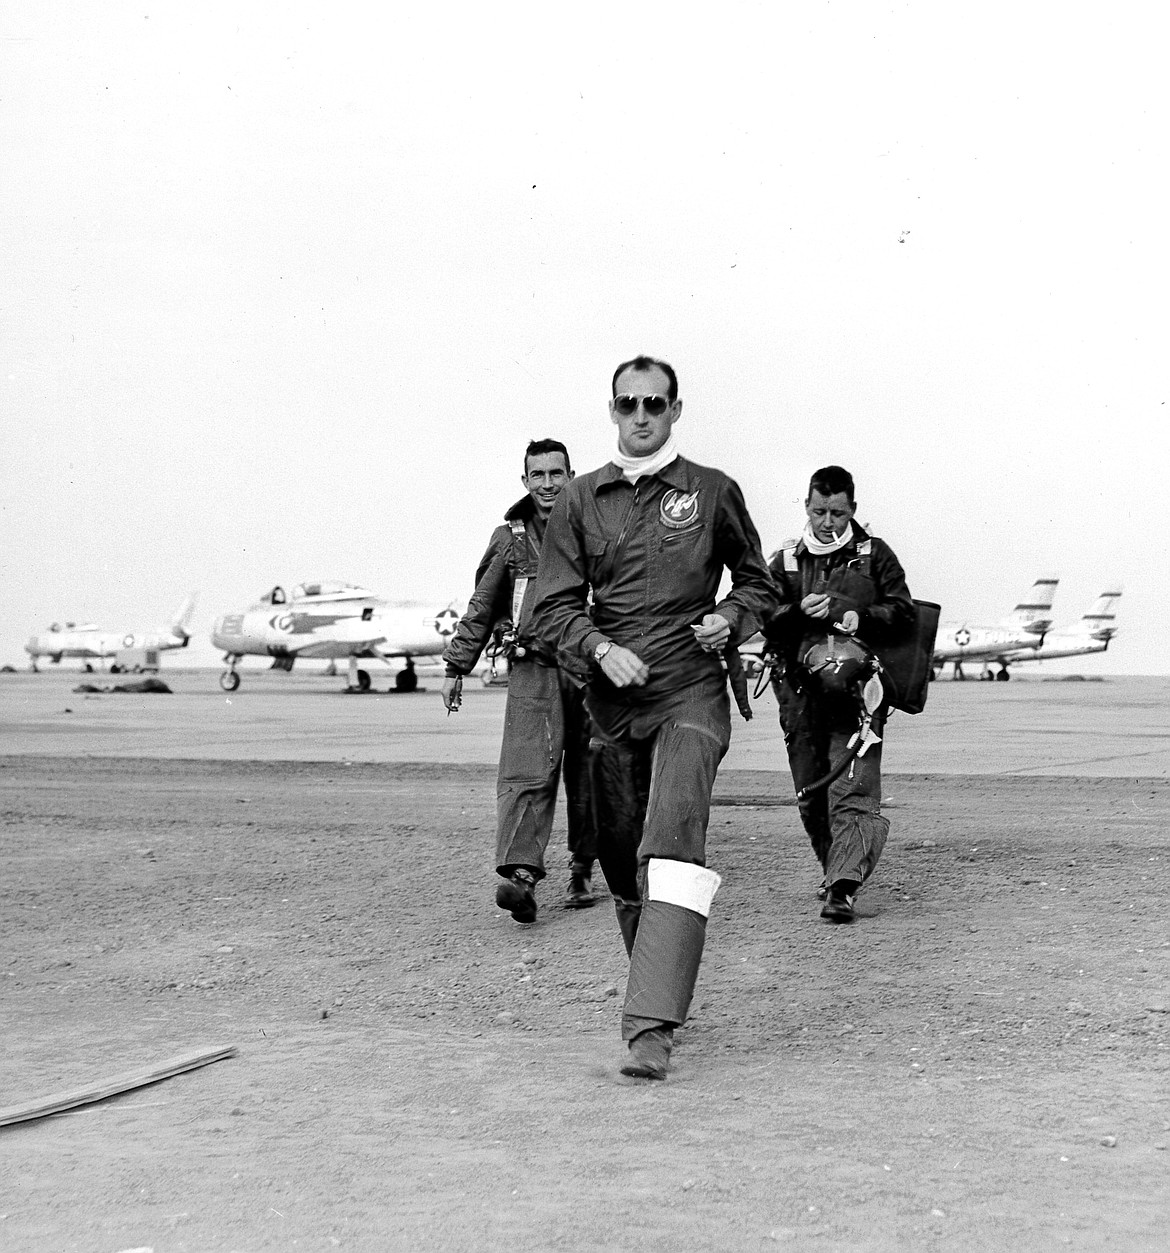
496, 868, 538, 924
820, 879, 858, 923
620, 1026, 674, 1080
564, 861, 596, 909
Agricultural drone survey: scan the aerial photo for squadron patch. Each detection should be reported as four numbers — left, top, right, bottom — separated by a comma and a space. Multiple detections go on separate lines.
659, 489, 700, 530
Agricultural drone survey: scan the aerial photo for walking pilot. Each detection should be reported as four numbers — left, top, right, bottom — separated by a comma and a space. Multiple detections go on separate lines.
529, 357, 778, 1079
763, 465, 914, 921
441, 439, 598, 921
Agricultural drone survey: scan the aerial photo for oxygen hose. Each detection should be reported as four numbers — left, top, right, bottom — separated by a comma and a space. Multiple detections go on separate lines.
794, 732, 865, 802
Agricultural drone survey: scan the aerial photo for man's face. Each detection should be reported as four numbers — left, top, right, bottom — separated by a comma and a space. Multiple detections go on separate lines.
610, 365, 681, 458
522, 452, 572, 517
805, 489, 856, 542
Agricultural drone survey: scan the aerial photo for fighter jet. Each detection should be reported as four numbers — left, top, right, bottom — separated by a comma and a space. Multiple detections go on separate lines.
210, 581, 461, 692
933, 576, 1058, 680
25, 595, 197, 671
999, 588, 1122, 669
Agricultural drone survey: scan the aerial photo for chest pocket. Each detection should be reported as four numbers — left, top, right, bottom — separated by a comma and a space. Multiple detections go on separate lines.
583, 540, 609, 583
660, 522, 706, 548
830, 556, 876, 613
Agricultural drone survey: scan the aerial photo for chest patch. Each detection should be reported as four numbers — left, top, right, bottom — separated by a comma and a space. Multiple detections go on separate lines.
660, 489, 700, 529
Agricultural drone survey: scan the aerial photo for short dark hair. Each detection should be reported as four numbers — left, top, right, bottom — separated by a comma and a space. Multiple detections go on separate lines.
524, 438, 571, 475
808, 465, 855, 503
612, 355, 679, 404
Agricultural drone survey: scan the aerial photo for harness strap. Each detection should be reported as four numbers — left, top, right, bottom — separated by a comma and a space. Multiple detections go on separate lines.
508, 519, 529, 627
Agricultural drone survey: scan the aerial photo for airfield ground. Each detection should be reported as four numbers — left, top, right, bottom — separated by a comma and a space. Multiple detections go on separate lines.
1, 670, 1168, 1251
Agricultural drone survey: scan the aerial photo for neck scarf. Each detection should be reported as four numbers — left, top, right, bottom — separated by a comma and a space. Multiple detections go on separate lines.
802, 520, 854, 556
612, 433, 680, 482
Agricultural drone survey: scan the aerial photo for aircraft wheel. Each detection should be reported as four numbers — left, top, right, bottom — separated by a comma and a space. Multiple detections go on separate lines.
996, 669, 1010, 682
357, 669, 372, 693
220, 670, 240, 692
395, 668, 418, 693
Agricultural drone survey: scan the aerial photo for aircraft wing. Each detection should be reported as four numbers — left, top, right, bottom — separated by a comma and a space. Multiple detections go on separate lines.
289, 619, 390, 657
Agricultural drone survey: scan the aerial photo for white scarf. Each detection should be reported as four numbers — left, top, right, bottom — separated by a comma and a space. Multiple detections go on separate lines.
612, 433, 680, 482
801, 520, 854, 556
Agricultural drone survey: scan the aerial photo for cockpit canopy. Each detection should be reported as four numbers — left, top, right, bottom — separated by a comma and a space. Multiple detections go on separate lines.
257, 582, 374, 606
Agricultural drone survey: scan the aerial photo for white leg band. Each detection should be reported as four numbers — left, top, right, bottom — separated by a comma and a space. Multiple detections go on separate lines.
647, 858, 722, 918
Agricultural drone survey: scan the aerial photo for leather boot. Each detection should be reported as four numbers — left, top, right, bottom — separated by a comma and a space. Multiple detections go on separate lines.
564, 862, 595, 909
620, 1026, 674, 1080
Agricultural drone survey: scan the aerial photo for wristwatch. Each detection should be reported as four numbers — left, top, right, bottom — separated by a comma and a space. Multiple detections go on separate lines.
593, 640, 614, 663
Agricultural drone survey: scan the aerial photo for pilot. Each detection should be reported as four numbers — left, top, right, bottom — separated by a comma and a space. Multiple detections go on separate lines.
763, 465, 914, 923
440, 439, 598, 921
528, 356, 777, 1080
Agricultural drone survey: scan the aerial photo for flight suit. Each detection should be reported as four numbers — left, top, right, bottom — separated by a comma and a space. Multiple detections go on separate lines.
442, 495, 596, 881
765, 525, 914, 887
530, 457, 778, 1040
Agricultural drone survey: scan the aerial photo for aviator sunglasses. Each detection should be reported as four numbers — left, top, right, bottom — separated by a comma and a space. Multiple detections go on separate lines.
612, 393, 671, 416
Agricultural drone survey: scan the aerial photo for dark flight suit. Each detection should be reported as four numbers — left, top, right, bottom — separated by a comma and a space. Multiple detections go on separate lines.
764, 525, 914, 887
442, 495, 596, 882
530, 457, 778, 1040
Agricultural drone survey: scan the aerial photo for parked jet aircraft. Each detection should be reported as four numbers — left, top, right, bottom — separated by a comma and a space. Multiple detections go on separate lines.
932, 576, 1058, 680
210, 581, 461, 692
999, 588, 1122, 669
25, 595, 197, 671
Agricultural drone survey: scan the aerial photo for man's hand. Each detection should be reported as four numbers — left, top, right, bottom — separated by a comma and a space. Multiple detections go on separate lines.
801, 592, 832, 620
441, 675, 463, 712
600, 644, 650, 688
691, 613, 731, 652
836, 610, 859, 635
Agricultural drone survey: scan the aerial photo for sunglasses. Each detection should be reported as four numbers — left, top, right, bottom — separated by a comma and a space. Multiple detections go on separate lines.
613, 394, 671, 417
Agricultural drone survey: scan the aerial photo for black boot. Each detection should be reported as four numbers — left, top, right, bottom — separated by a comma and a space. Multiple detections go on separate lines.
564, 862, 596, 909
820, 879, 858, 923
496, 868, 538, 923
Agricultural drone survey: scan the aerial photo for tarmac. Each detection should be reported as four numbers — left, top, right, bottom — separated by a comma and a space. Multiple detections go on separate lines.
4, 666, 1169, 1250
2, 667, 1168, 779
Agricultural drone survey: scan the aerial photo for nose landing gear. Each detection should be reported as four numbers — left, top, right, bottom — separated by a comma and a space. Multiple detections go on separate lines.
220, 655, 242, 692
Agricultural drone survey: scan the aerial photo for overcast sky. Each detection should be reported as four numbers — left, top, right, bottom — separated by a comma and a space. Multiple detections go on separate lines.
3, 2, 1166, 673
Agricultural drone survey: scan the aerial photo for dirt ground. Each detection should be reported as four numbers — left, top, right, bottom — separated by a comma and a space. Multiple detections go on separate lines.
1, 754, 1168, 1251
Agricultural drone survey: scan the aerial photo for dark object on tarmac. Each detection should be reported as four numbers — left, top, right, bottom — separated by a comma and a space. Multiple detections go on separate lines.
0, 1044, 238, 1127
876, 599, 940, 715
71, 679, 173, 695
113, 678, 172, 694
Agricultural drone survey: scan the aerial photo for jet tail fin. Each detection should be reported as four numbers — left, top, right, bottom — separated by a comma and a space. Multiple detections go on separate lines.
171, 593, 199, 641
1004, 576, 1059, 635
1076, 587, 1122, 641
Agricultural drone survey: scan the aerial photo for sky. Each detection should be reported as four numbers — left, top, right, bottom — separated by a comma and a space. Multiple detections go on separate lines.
3, 2, 1167, 673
